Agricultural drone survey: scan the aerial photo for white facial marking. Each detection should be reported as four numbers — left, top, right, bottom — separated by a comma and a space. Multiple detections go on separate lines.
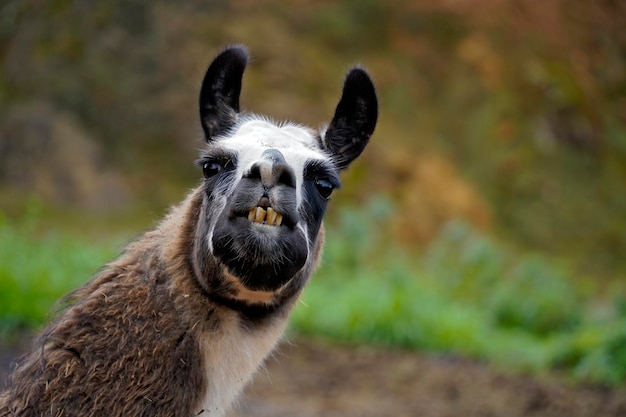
218, 119, 329, 208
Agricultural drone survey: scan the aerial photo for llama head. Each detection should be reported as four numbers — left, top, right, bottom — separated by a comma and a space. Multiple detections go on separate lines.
196, 46, 377, 299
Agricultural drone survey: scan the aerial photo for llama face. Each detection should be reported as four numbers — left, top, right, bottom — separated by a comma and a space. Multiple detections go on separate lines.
199, 119, 339, 292
198, 46, 377, 295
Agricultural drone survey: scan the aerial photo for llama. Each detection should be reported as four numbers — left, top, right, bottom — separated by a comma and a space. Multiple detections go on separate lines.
0, 46, 377, 417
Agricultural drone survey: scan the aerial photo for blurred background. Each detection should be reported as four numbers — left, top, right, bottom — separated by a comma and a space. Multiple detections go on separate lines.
1, 0, 626, 387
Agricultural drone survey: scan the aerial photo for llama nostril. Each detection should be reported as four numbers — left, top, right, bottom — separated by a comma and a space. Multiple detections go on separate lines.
246, 161, 296, 189
276, 165, 296, 188
245, 164, 262, 180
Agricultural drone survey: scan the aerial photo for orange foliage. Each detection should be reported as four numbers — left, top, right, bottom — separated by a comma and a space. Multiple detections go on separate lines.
350, 146, 492, 246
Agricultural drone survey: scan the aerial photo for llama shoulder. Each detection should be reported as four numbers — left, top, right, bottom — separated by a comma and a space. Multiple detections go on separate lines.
2, 261, 208, 416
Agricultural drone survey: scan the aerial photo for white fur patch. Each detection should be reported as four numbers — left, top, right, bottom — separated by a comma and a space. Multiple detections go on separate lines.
218, 118, 330, 208
195, 313, 287, 416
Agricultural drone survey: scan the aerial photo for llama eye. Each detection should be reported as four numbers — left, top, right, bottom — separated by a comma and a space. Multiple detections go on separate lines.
315, 178, 335, 199
202, 161, 223, 178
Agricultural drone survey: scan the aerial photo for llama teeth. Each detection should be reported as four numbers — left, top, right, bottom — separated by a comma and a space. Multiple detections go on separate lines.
255, 207, 267, 224
266, 207, 277, 226
247, 206, 282, 226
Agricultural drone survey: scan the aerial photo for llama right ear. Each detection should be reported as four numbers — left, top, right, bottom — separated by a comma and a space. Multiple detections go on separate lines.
323, 67, 378, 170
199, 46, 249, 142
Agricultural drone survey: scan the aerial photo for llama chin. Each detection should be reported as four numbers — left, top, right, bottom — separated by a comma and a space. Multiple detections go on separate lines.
0, 45, 378, 417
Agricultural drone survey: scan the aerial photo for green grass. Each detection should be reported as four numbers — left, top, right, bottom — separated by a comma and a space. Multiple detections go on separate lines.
1, 203, 625, 385
0, 210, 125, 335
291, 203, 626, 385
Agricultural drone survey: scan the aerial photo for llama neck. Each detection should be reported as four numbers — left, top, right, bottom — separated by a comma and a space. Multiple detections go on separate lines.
150, 188, 294, 416
195, 305, 289, 416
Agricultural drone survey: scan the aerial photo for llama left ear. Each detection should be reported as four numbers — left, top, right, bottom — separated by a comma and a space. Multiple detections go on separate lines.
323, 67, 378, 170
199, 46, 249, 142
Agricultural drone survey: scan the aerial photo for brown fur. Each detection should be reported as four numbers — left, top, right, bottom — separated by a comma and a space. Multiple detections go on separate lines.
0, 188, 323, 417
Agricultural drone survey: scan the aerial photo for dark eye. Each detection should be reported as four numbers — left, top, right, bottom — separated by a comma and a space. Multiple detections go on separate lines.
315, 178, 335, 199
202, 161, 223, 178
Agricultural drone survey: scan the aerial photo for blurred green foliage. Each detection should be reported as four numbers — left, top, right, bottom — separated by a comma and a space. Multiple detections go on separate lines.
425, 222, 582, 337
0, 208, 123, 334
291, 201, 626, 385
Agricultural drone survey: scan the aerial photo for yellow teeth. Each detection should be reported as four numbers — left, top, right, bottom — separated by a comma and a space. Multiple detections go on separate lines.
266, 207, 278, 225
248, 207, 283, 226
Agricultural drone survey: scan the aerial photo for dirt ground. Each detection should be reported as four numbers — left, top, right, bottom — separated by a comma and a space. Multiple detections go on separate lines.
2, 336, 625, 417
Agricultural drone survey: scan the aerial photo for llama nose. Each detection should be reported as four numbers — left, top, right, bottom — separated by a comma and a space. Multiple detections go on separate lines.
246, 150, 296, 189
261, 148, 286, 164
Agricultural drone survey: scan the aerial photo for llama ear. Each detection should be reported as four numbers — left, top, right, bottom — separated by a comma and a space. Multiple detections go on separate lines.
323, 67, 378, 170
199, 46, 249, 141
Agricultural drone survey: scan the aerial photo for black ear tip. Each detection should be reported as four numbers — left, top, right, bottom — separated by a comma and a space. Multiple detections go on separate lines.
219, 45, 250, 64
345, 67, 377, 98
211, 45, 249, 72
202, 45, 249, 88
346, 67, 373, 83
343, 67, 378, 128
343, 67, 378, 122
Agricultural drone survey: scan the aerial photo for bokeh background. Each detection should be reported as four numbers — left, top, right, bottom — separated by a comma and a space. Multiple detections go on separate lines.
1, 0, 626, 387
